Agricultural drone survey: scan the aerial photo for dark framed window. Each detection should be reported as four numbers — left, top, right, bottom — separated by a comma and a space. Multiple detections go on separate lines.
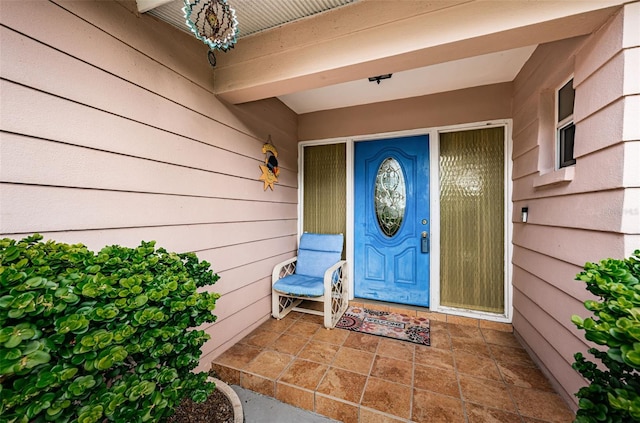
557, 79, 576, 168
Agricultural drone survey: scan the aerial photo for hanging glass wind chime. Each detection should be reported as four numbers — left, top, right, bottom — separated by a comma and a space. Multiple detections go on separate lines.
183, 0, 239, 66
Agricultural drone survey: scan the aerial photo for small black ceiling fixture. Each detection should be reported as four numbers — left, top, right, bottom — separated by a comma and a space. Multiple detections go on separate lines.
368, 74, 393, 84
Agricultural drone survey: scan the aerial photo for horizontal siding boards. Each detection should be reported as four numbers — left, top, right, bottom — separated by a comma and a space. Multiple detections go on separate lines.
512, 147, 540, 179
2, 0, 288, 146
511, 190, 625, 232
1, 1, 298, 365
574, 99, 625, 157
511, 9, 628, 410
574, 8, 624, 87
6, 221, 296, 258
198, 296, 273, 369
213, 278, 272, 322
512, 246, 589, 301
0, 81, 296, 187
0, 133, 297, 202
513, 224, 625, 267
574, 52, 625, 123
512, 143, 626, 201
512, 119, 539, 160
513, 309, 590, 410
215, 255, 294, 301
0, 27, 268, 164
0, 185, 297, 234
196, 236, 297, 275
512, 266, 588, 342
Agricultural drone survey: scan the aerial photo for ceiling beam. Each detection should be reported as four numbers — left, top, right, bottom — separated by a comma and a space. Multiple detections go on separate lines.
136, 0, 173, 13
213, 0, 625, 104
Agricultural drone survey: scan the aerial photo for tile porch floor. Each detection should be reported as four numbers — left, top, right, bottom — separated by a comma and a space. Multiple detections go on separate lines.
211, 302, 575, 423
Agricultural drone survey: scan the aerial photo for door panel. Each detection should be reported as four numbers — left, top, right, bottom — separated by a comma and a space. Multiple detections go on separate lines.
354, 135, 430, 307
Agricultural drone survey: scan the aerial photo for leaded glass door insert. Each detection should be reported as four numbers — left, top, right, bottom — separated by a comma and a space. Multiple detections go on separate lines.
374, 158, 406, 237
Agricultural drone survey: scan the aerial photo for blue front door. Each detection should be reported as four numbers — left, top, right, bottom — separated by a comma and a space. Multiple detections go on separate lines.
354, 135, 430, 307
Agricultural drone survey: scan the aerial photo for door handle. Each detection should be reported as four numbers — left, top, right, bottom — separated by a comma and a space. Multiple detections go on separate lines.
421, 232, 429, 254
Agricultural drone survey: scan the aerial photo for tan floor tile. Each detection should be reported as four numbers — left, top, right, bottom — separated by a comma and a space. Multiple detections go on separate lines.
490, 344, 536, 367
241, 372, 275, 397
275, 382, 314, 411
389, 306, 417, 317
447, 315, 480, 327
430, 333, 452, 350
239, 328, 278, 348
451, 337, 492, 358
268, 333, 308, 355
312, 327, 350, 345
362, 377, 412, 419
459, 374, 517, 412
349, 301, 365, 308
498, 361, 554, 391
377, 338, 415, 361
430, 322, 453, 350
211, 343, 262, 370
278, 359, 328, 390
244, 350, 293, 379
430, 320, 449, 332
288, 321, 322, 337
448, 323, 484, 340
465, 402, 523, 423
481, 329, 522, 348
317, 367, 368, 403
412, 389, 466, 423
370, 355, 413, 386
479, 320, 514, 332
299, 313, 325, 325
287, 311, 307, 319
332, 346, 375, 375
414, 346, 455, 371
359, 407, 407, 423
454, 351, 502, 381
210, 363, 240, 385
414, 364, 460, 398
343, 332, 380, 353
257, 317, 295, 333
417, 310, 447, 322
298, 340, 340, 364
510, 386, 575, 422
315, 395, 359, 423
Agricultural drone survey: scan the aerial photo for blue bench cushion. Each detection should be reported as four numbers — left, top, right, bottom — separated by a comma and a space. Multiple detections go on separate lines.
273, 274, 324, 297
295, 233, 343, 279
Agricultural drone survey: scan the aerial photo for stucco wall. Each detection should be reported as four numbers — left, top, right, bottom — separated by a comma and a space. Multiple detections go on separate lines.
511, 4, 638, 410
0, 0, 299, 369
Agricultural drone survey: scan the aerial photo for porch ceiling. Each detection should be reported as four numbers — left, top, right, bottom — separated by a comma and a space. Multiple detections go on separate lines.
144, 0, 625, 114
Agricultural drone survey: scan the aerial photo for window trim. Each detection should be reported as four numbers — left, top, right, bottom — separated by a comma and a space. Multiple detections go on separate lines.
556, 77, 576, 169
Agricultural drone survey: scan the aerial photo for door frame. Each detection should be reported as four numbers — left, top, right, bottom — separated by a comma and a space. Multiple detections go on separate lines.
298, 119, 513, 323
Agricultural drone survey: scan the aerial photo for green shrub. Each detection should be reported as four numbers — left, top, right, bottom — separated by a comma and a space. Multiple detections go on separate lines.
0, 234, 220, 423
571, 250, 640, 422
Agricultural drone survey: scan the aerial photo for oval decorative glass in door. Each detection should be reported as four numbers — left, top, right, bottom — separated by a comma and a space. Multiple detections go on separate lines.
374, 157, 406, 237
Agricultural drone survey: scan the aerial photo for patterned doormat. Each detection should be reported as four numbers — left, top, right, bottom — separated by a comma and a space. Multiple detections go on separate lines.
335, 306, 430, 346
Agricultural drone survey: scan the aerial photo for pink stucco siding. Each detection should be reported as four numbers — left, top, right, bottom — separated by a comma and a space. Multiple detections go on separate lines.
0, 0, 299, 368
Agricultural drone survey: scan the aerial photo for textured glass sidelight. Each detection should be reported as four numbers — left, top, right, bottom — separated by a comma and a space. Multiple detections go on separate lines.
439, 127, 505, 314
374, 158, 406, 237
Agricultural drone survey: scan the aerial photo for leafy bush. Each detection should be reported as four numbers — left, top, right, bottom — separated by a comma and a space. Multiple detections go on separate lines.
571, 250, 640, 422
0, 234, 220, 423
